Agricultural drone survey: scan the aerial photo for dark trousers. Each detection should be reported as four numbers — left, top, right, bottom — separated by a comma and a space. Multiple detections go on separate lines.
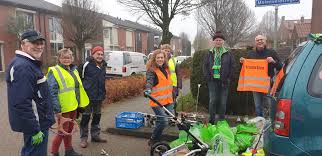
21, 129, 49, 156
51, 110, 77, 153
208, 80, 229, 124
80, 100, 102, 139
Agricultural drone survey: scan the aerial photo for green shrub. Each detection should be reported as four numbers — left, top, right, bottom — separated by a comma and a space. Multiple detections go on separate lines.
176, 92, 207, 112
179, 57, 193, 70
190, 48, 255, 115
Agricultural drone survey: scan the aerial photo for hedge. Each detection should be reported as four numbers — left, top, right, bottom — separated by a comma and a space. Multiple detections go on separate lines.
190, 49, 255, 115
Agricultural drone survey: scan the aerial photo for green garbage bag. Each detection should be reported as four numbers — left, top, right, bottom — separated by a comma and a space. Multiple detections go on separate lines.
170, 130, 191, 148
217, 120, 234, 144
236, 123, 258, 134
235, 133, 254, 152
200, 124, 217, 145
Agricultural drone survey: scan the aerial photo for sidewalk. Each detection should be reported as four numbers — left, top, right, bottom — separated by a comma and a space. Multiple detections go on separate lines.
0, 79, 190, 156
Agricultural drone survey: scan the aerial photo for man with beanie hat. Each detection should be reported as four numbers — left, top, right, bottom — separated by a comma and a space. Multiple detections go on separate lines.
79, 46, 107, 148
203, 31, 234, 124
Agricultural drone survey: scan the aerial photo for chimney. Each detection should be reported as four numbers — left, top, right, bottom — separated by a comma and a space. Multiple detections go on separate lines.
300, 16, 304, 23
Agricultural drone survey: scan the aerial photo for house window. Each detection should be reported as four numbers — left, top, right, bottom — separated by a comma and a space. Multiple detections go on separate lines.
49, 17, 63, 55
0, 43, 4, 72
50, 42, 64, 55
16, 10, 34, 30
136, 32, 142, 52
103, 29, 111, 39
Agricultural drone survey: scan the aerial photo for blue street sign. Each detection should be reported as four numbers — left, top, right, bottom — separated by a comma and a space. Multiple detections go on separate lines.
255, 0, 300, 7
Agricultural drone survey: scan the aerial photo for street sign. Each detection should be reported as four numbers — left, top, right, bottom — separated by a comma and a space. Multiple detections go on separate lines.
255, 0, 300, 7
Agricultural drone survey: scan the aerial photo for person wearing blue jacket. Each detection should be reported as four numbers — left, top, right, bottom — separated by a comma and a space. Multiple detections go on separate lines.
6, 29, 55, 156
79, 46, 107, 148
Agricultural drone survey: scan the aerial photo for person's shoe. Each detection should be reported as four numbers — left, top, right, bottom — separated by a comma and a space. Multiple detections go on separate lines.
52, 153, 59, 156
65, 148, 82, 156
91, 136, 107, 143
79, 139, 88, 148
147, 139, 159, 146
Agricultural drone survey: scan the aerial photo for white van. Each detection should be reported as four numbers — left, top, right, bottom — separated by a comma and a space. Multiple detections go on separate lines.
104, 51, 148, 77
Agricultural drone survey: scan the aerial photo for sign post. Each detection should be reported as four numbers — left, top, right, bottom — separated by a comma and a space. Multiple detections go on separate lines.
255, 0, 300, 49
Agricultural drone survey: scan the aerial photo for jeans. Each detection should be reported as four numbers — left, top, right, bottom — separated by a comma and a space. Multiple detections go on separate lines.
208, 80, 229, 124
253, 92, 265, 117
21, 129, 49, 156
151, 103, 174, 141
80, 100, 102, 139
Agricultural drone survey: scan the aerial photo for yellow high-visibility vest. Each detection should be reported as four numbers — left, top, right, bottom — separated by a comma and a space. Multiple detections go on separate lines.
168, 57, 177, 87
237, 59, 271, 93
48, 65, 89, 113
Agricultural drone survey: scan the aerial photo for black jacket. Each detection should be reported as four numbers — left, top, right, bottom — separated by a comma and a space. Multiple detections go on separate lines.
246, 48, 282, 78
80, 57, 107, 101
203, 49, 235, 83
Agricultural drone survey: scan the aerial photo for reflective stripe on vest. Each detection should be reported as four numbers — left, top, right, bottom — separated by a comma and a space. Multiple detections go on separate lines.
48, 65, 89, 113
149, 68, 173, 107
168, 57, 177, 86
237, 59, 270, 93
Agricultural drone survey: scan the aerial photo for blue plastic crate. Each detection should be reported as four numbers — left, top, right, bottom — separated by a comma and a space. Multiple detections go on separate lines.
115, 112, 144, 129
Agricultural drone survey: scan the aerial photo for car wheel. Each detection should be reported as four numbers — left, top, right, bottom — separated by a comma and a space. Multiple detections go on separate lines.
150, 142, 170, 156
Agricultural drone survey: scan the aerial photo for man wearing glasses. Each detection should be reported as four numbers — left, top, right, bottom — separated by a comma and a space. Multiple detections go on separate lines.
6, 29, 55, 156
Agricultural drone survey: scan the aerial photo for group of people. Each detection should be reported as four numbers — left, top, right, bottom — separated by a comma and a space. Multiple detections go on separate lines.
145, 31, 282, 146
6, 28, 282, 155
6, 29, 107, 156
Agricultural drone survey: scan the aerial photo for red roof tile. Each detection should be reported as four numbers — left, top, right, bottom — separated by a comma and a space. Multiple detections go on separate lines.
294, 23, 311, 38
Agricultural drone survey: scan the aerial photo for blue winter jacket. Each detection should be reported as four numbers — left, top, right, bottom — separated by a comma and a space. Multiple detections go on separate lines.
6, 51, 55, 135
79, 57, 107, 101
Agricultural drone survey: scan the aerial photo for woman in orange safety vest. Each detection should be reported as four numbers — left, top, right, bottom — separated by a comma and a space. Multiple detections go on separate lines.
144, 49, 174, 146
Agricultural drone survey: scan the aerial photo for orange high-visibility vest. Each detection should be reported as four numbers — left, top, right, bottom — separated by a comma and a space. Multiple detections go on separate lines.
270, 67, 285, 96
237, 59, 270, 93
149, 68, 173, 107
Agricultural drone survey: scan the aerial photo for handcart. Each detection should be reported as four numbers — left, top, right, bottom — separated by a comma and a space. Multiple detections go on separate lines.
144, 92, 209, 156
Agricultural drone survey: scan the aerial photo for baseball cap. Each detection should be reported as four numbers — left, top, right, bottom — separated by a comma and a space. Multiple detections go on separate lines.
21, 29, 46, 42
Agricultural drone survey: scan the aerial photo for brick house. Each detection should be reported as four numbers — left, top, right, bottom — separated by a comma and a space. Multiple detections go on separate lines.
311, 0, 322, 33
291, 22, 311, 46
0, 0, 62, 73
278, 16, 311, 47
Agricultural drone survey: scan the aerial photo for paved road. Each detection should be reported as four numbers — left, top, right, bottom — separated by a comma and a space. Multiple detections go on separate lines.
0, 78, 190, 156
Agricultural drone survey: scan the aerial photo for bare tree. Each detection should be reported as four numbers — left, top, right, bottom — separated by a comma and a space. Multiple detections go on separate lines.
61, 0, 103, 63
193, 29, 210, 51
118, 0, 208, 44
196, 0, 256, 47
256, 11, 280, 44
179, 32, 191, 56
6, 14, 34, 48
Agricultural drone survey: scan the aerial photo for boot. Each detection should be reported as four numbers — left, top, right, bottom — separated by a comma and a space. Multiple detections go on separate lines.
65, 148, 82, 156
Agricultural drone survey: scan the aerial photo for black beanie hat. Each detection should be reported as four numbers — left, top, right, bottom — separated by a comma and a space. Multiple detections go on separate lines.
212, 31, 225, 40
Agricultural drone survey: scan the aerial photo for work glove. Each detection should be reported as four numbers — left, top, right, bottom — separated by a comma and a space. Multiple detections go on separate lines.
144, 89, 152, 97
32, 131, 45, 145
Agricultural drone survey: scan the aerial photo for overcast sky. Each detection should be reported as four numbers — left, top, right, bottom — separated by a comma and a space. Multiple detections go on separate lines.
45, 0, 312, 42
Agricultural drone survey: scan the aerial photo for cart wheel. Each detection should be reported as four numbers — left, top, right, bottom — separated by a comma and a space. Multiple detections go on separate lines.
150, 141, 170, 156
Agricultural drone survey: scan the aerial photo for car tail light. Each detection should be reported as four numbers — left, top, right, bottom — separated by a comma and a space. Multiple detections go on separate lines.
274, 99, 292, 136
122, 66, 126, 73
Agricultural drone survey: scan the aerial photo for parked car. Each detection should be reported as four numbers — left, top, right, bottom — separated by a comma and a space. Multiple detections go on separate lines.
104, 51, 148, 77
264, 36, 322, 156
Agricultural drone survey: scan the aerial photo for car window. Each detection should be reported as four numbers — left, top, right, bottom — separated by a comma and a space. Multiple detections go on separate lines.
285, 45, 305, 74
308, 54, 322, 98
124, 53, 132, 65
105, 52, 123, 66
